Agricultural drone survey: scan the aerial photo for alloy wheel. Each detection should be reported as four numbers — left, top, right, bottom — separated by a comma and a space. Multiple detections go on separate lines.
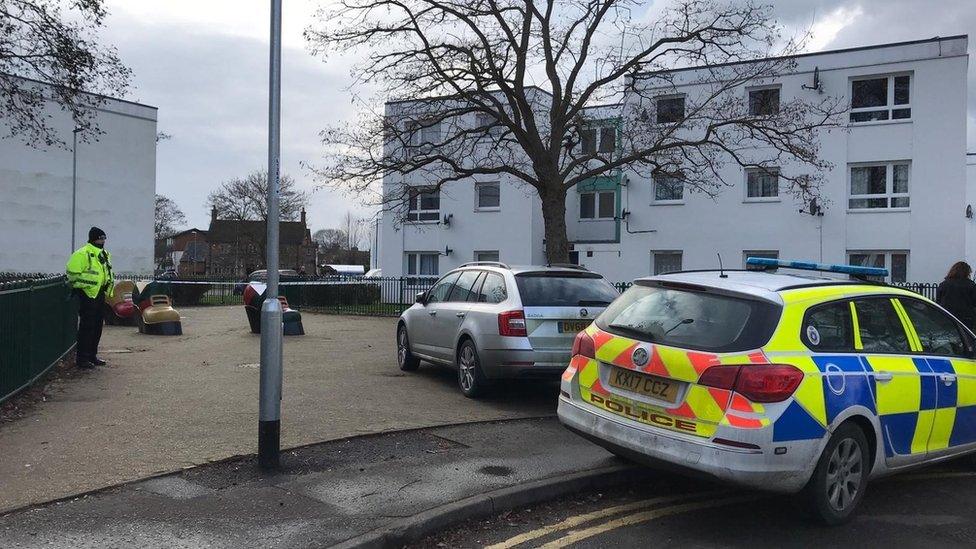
459, 345, 476, 392
825, 437, 863, 512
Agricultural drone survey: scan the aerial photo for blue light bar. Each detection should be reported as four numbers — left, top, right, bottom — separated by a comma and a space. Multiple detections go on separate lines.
746, 257, 889, 277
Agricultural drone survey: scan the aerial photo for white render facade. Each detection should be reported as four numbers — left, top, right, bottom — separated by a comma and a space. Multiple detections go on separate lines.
378, 36, 970, 284
0, 82, 158, 274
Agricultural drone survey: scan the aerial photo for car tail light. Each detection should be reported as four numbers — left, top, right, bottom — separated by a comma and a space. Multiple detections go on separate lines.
699, 364, 803, 403
498, 310, 527, 337
572, 331, 595, 358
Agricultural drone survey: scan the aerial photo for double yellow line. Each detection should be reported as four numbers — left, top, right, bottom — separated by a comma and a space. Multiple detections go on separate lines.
487, 491, 760, 549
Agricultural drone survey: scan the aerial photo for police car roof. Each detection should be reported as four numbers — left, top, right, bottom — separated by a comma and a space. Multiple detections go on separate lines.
639, 270, 871, 301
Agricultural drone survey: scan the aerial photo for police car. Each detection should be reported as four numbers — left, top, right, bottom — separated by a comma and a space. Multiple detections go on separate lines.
558, 258, 976, 524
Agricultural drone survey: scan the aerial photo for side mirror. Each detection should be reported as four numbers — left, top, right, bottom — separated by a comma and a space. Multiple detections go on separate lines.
415, 291, 427, 305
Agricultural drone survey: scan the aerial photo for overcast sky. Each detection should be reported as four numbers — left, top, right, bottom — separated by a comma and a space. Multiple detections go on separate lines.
101, 0, 976, 233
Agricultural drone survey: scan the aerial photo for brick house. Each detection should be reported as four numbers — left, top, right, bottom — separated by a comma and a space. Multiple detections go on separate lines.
154, 229, 208, 275
205, 207, 316, 276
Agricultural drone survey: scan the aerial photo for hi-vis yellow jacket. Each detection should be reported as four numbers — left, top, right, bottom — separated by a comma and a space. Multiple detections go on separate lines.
66, 243, 114, 299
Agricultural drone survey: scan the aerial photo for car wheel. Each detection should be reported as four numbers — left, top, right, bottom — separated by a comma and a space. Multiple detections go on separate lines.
457, 339, 488, 398
802, 422, 870, 525
397, 325, 420, 371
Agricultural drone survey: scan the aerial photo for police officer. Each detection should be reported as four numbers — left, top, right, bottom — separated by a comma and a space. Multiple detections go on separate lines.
66, 227, 114, 368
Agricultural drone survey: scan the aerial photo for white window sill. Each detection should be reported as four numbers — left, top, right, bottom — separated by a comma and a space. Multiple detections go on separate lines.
578, 218, 615, 222
743, 197, 781, 203
650, 201, 685, 206
846, 208, 911, 214
847, 118, 912, 128
474, 207, 501, 213
404, 220, 442, 225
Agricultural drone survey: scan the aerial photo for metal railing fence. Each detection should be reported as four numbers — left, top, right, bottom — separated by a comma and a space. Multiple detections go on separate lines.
0, 275, 77, 403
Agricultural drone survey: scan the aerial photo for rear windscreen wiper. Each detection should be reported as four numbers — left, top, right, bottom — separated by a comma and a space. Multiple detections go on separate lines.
608, 323, 653, 341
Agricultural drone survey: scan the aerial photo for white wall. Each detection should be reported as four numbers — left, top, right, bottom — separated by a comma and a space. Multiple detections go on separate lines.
966, 154, 976, 267
0, 89, 157, 274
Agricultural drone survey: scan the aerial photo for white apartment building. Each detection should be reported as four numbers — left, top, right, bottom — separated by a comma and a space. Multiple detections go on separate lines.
0, 80, 157, 274
377, 36, 969, 284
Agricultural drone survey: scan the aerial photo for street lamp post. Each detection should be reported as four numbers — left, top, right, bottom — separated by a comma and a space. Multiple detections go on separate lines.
259, 0, 284, 470
70, 127, 83, 251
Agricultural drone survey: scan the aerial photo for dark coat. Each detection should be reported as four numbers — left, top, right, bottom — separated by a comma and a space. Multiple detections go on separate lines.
936, 278, 976, 328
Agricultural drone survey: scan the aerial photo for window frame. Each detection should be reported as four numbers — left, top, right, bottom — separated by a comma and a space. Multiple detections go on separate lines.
579, 190, 615, 220
651, 175, 684, 204
744, 167, 781, 202
847, 250, 909, 283
848, 161, 910, 211
473, 250, 500, 263
849, 73, 912, 124
406, 187, 441, 223
747, 85, 781, 117
405, 251, 440, 285
850, 296, 914, 355
474, 181, 501, 211
426, 271, 462, 304
650, 250, 683, 275
579, 125, 616, 155
655, 95, 685, 124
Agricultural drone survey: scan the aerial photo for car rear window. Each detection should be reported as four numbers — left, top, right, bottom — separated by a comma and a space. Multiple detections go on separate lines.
595, 283, 780, 352
514, 273, 619, 307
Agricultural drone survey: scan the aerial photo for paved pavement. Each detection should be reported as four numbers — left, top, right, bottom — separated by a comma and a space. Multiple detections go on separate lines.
416, 460, 976, 548
0, 306, 556, 513
0, 417, 620, 548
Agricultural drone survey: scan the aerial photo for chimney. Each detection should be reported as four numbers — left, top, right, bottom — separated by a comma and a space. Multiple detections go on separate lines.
300, 209, 307, 225
211, 206, 218, 224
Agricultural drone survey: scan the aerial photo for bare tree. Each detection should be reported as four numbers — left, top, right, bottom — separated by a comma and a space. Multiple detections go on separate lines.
154, 194, 187, 240
342, 211, 366, 250
0, 0, 131, 148
306, 0, 844, 262
205, 170, 308, 222
313, 228, 347, 251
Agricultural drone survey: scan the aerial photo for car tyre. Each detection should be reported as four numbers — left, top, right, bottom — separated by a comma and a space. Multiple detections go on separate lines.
457, 339, 488, 398
397, 325, 420, 371
802, 422, 870, 525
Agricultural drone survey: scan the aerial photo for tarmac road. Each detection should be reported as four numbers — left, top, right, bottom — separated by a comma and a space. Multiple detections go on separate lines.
415, 460, 976, 548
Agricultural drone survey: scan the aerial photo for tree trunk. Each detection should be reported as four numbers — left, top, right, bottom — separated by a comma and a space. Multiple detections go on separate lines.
540, 186, 570, 264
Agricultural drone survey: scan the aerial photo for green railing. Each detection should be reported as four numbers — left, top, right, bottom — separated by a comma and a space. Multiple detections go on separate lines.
0, 275, 77, 403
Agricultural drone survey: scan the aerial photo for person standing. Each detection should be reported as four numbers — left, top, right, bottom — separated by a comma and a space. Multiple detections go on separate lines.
936, 261, 976, 332
66, 227, 114, 368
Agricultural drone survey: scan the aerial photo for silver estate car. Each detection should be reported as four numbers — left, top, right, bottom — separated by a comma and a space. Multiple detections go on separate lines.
396, 262, 620, 397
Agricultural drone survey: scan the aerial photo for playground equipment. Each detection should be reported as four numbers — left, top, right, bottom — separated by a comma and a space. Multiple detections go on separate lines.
243, 282, 304, 336
103, 280, 138, 326
131, 281, 183, 335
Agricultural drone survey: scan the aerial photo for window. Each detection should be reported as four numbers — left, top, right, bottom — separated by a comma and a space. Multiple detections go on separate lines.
748, 87, 780, 116
802, 301, 854, 352
653, 175, 684, 202
475, 182, 500, 210
447, 270, 483, 302
850, 74, 911, 122
476, 272, 508, 303
475, 113, 503, 136
406, 252, 439, 284
514, 273, 619, 307
900, 298, 972, 357
743, 250, 778, 267
580, 191, 615, 220
849, 162, 910, 209
474, 250, 499, 263
848, 251, 908, 283
407, 120, 441, 145
651, 251, 682, 275
599, 127, 616, 153
406, 188, 440, 221
426, 272, 461, 304
656, 96, 685, 123
853, 298, 911, 353
745, 168, 779, 200
580, 126, 616, 154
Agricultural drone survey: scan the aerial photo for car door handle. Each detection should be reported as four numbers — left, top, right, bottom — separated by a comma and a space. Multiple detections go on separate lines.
456, 312, 466, 318
939, 374, 957, 385
875, 371, 893, 382
428, 310, 437, 316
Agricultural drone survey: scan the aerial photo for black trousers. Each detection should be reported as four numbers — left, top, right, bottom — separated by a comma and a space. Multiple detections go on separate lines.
76, 289, 105, 362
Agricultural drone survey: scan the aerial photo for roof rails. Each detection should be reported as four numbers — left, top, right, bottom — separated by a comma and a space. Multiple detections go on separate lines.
459, 261, 511, 269
745, 257, 889, 279
546, 263, 590, 271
